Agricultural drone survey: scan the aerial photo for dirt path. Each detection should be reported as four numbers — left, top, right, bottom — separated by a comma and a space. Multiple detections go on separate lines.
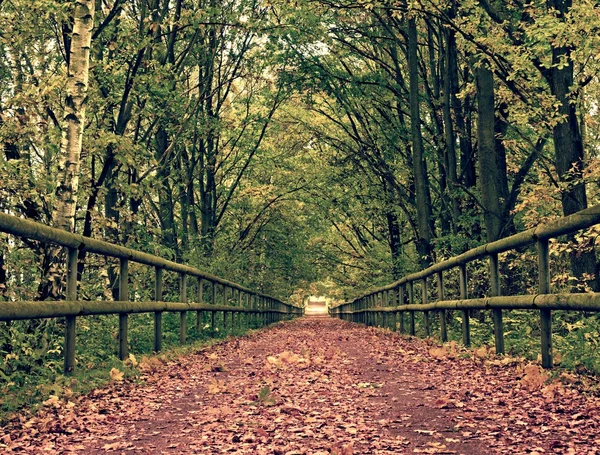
3, 318, 600, 454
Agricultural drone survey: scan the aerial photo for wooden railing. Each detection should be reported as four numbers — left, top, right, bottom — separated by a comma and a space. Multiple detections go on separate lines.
329, 206, 600, 368
0, 213, 302, 373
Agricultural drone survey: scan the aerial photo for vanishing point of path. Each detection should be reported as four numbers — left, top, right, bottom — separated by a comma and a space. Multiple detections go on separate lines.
4, 318, 600, 454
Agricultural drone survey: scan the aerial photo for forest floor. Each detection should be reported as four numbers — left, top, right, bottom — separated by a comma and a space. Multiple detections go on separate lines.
2, 317, 600, 454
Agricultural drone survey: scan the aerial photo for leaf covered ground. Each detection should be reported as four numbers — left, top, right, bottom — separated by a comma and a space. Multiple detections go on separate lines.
2, 317, 600, 454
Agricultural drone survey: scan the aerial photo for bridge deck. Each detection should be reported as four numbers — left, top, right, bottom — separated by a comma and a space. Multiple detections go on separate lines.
3, 318, 599, 454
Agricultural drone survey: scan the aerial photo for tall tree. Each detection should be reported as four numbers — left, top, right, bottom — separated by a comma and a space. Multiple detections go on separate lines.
52, 0, 95, 233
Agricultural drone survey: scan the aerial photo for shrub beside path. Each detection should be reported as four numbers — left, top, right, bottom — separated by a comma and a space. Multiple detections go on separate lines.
3, 317, 600, 454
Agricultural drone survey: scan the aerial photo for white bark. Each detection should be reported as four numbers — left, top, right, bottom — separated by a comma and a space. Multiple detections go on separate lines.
53, 0, 95, 232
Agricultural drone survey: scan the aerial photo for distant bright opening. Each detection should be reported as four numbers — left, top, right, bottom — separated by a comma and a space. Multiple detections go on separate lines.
305, 296, 329, 315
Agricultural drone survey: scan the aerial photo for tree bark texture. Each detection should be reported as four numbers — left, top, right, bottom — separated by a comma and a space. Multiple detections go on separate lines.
407, 17, 434, 267
546, 0, 599, 290
476, 64, 510, 242
52, 0, 95, 233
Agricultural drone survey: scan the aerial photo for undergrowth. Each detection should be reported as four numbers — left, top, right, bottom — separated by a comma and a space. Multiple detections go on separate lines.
407, 310, 600, 374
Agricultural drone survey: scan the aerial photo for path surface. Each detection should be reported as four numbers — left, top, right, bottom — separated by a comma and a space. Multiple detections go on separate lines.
3, 318, 600, 454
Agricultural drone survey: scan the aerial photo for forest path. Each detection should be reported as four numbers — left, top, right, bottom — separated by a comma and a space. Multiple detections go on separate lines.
5, 318, 600, 454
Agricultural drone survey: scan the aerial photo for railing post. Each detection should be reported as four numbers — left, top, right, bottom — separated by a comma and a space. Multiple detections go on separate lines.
422, 278, 430, 337
223, 286, 228, 331
437, 272, 447, 342
377, 292, 382, 327
260, 296, 264, 326
118, 258, 129, 360
489, 253, 504, 354
179, 273, 187, 344
459, 263, 470, 347
197, 278, 204, 332
384, 290, 390, 329
211, 281, 216, 331
407, 281, 415, 335
154, 267, 163, 352
238, 290, 243, 329
399, 286, 405, 333
538, 239, 552, 368
64, 247, 77, 374
391, 288, 397, 331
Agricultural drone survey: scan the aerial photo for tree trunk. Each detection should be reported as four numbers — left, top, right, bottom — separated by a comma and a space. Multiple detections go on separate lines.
407, 17, 435, 267
0, 245, 6, 301
442, 19, 462, 233
40, 1, 94, 300
545, 0, 599, 291
155, 127, 180, 261
386, 211, 403, 279
52, 0, 94, 233
475, 64, 511, 242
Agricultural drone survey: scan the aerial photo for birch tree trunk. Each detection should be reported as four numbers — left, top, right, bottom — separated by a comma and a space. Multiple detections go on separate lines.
52, 0, 95, 233
39, 1, 94, 300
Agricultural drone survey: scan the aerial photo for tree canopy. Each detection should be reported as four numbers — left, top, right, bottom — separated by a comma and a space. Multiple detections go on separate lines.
2, 0, 600, 303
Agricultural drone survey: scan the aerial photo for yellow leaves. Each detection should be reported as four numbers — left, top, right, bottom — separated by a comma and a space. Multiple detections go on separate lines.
519, 364, 548, 391
330, 442, 354, 455
355, 382, 382, 389
138, 355, 165, 373
266, 355, 282, 369
102, 441, 128, 451
414, 429, 435, 435
428, 347, 447, 360
207, 377, 227, 394
413, 441, 449, 453
109, 368, 124, 382
429, 340, 461, 360
279, 350, 299, 364
474, 345, 494, 359
124, 353, 137, 367
42, 395, 60, 408
265, 350, 310, 370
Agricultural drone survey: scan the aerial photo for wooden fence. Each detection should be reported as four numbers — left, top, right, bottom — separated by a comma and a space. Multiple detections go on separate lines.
329, 206, 600, 368
0, 213, 302, 374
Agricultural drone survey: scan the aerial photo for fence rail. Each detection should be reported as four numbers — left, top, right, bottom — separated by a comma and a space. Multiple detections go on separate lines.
0, 212, 302, 374
329, 205, 600, 368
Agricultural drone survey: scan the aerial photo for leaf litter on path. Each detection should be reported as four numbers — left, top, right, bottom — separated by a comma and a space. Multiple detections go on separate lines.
2, 318, 600, 454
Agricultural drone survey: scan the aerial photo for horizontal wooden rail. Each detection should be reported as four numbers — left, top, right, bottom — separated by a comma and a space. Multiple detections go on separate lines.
338, 205, 600, 298
0, 212, 282, 301
335, 293, 600, 313
330, 205, 600, 368
0, 211, 303, 374
0, 301, 300, 321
